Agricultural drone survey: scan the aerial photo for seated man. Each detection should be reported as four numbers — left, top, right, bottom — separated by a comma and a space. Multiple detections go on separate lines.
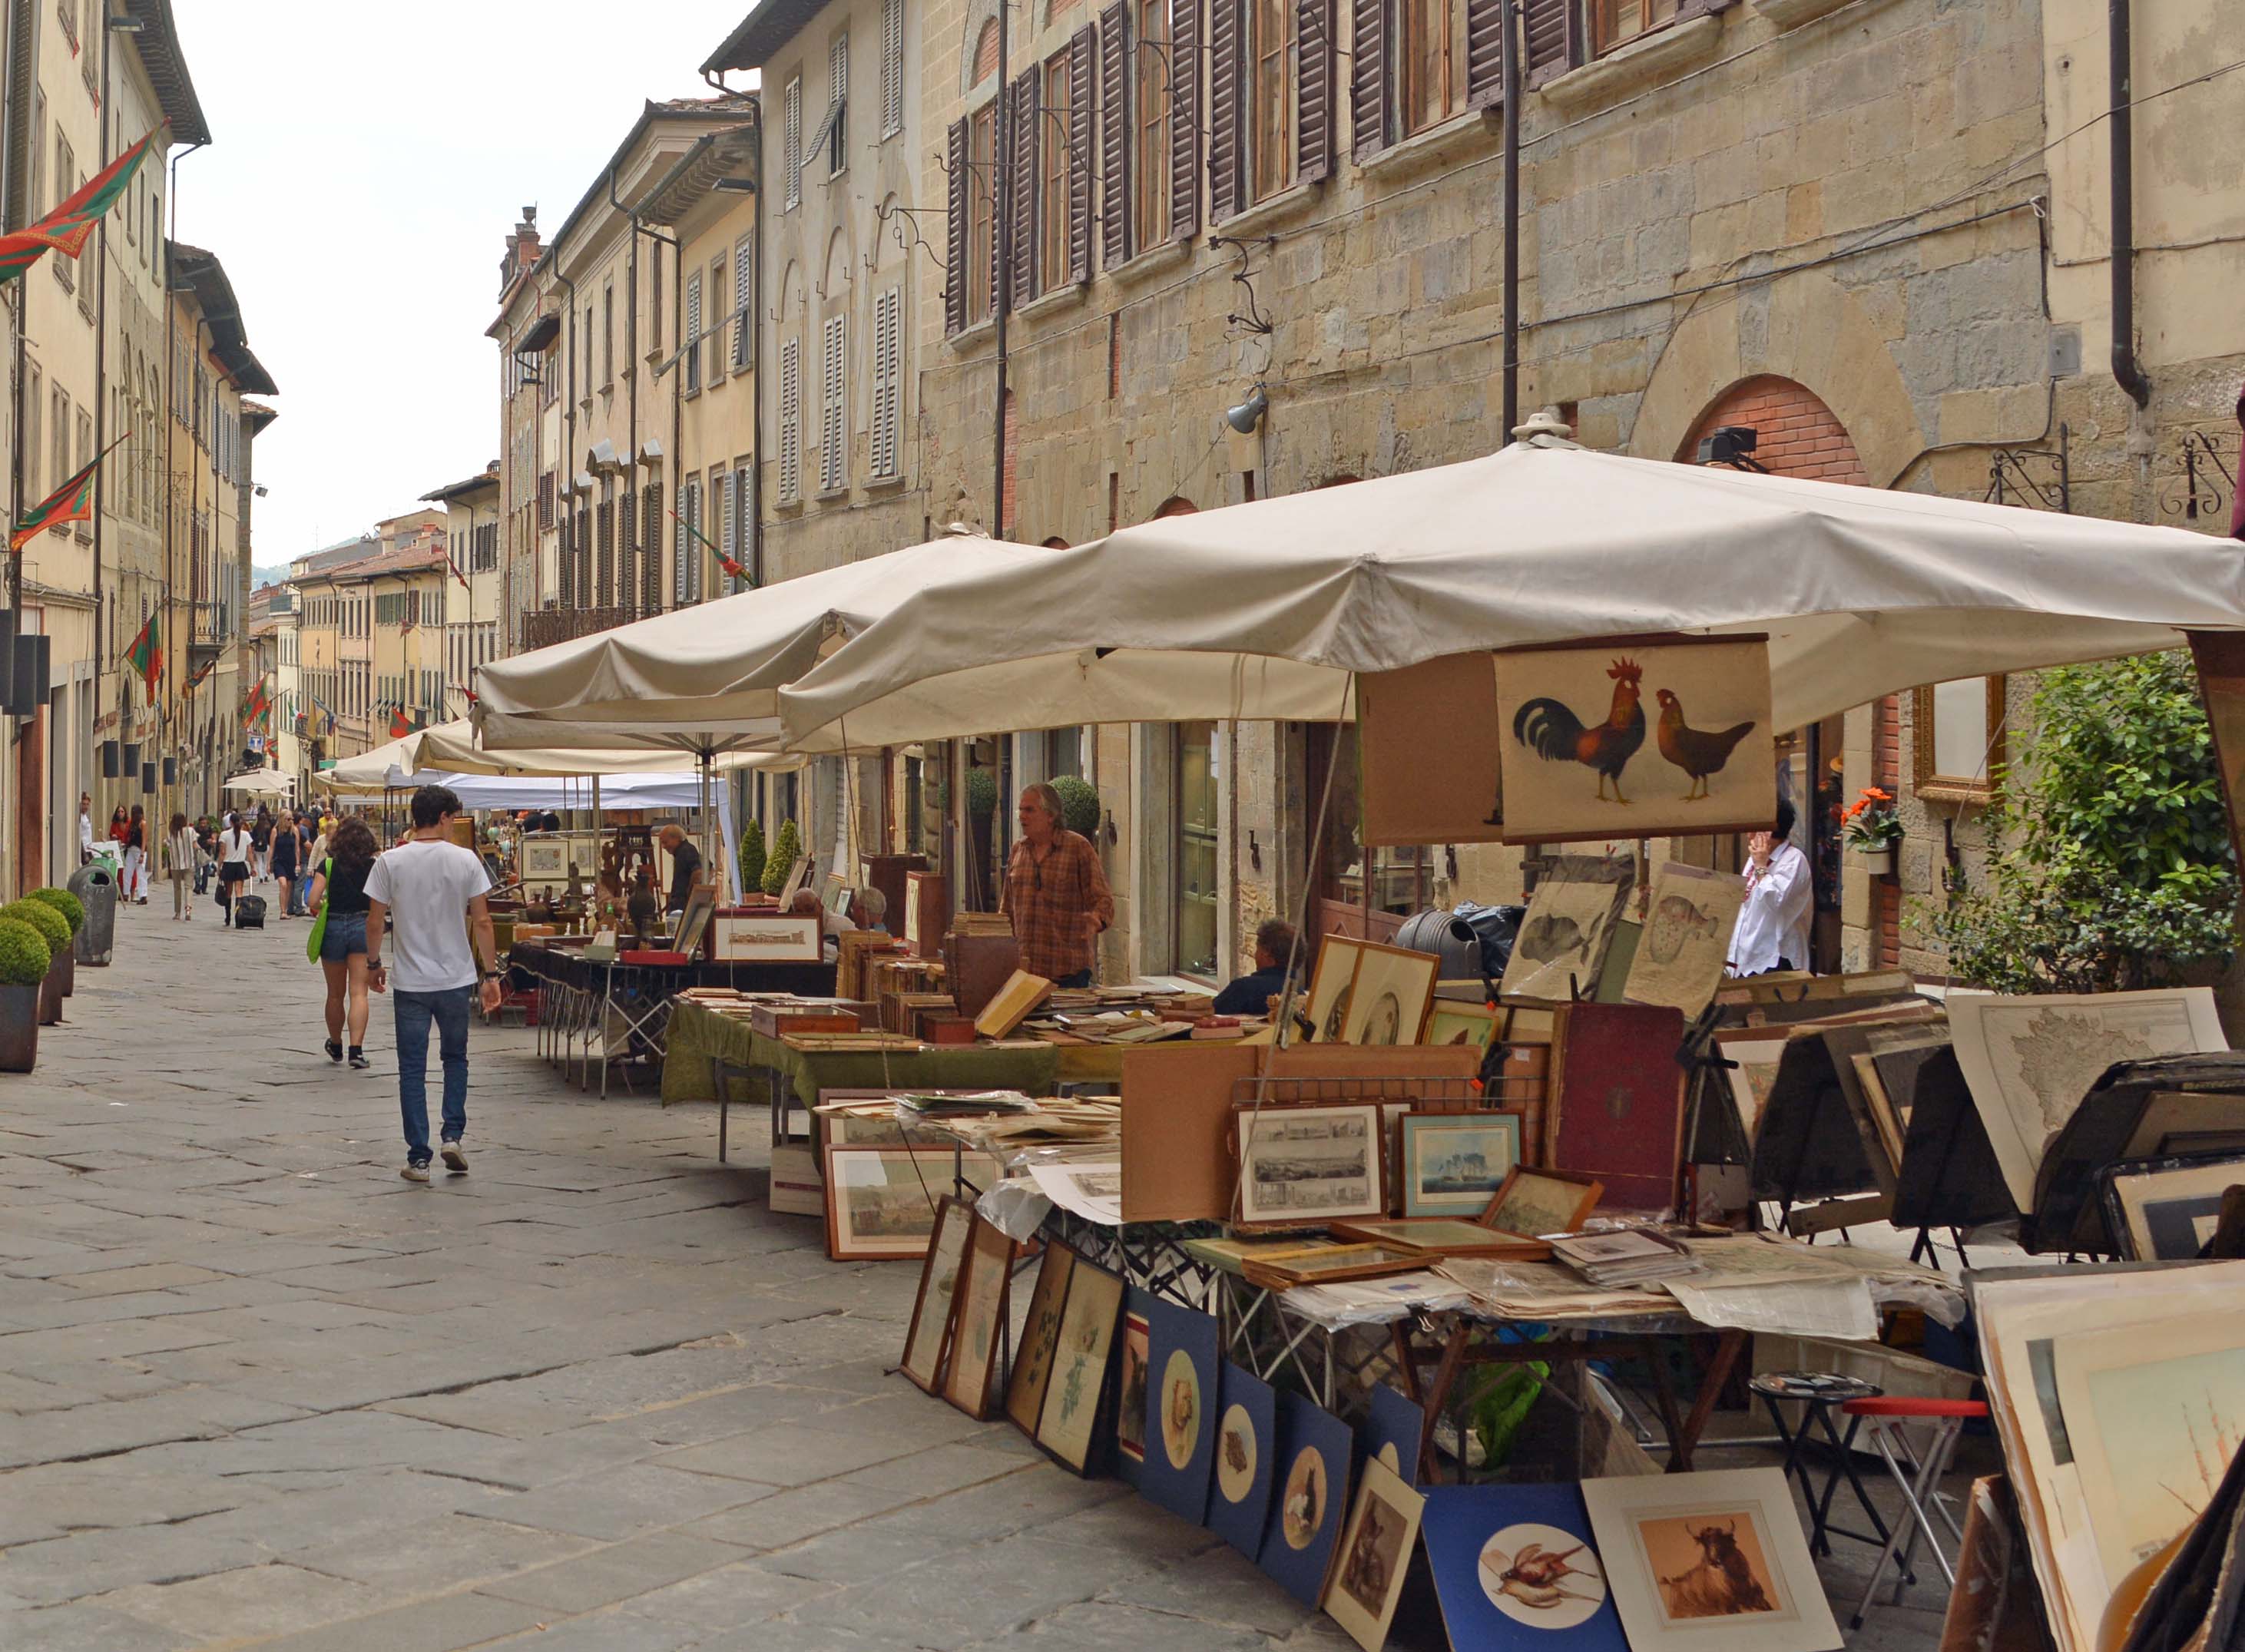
791, 888, 856, 962
1213, 919, 1303, 1018
850, 887, 890, 935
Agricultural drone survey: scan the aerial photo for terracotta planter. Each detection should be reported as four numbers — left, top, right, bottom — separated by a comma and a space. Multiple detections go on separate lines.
1855, 846, 1896, 876
55, 948, 73, 998
0, 983, 38, 1071
37, 959, 63, 1025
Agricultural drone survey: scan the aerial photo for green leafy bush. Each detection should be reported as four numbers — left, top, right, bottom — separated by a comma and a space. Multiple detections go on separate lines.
1050, 775, 1101, 839
965, 766, 998, 819
739, 818, 767, 893
0, 919, 51, 986
1937, 651, 2240, 992
28, 888, 84, 935
2, 901, 68, 960
761, 818, 803, 896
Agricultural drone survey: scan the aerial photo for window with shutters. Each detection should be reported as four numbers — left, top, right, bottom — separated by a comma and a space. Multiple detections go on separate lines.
828, 33, 849, 174
578, 505, 593, 607
1132, 0, 1171, 248
731, 238, 753, 371
602, 285, 614, 387
707, 258, 727, 384
1595, 0, 1677, 50
778, 337, 803, 504
881, 0, 906, 136
642, 483, 664, 610
684, 272, 704, 394
968, 102, 997, 319
1400, 0, 1468, 134
1038, 53, 1073, 292
870, 286, 902, 481
819, 314, 846, 495
597, 492, 614, 605
783, 76, 803, 209
674, 484, 694, 604
733, 462, 755, 584
717, 469, 736, 588
1249, 0, 1296, 199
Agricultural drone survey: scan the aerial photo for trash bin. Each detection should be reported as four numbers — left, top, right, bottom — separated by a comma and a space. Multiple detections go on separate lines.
68, 863, 115, 967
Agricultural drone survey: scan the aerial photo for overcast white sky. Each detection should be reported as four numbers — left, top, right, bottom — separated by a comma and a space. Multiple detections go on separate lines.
171, 0, 757, 570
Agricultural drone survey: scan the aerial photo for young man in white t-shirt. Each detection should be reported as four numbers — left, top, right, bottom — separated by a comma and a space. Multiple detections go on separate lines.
365, 785, 502, 1183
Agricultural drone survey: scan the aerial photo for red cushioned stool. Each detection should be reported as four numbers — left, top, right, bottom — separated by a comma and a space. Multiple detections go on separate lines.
1837, 1394, 1988, 1630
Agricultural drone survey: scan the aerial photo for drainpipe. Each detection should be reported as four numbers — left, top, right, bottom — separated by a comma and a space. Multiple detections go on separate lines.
1500, 0, 1521, 442
2108, 0, 2150, 408
553, 267, 580, 611
992, 0, 1010, 538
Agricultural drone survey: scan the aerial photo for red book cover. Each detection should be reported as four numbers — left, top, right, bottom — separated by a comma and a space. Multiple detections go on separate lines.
1552, 1001, 1687, 1215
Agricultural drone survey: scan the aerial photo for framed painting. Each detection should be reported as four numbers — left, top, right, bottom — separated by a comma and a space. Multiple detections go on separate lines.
2102, 1154, 2245, 1261
1207, 1362, 1280, 1559
1423, 999, 1503, 1054
1422, 1483, 1629, 1652
1305, 935, 1366, 1043
1622, 862, 1747, 1018
899, 1197, 973, 1394
821, 1145, 955, 1261
1339, 941, 1439, 1046
1581, 1466, 1842, 1652
940, 1213, 1017, 1420
1912, 677, 2005, 805
1234, 1104, 1388, 1228
1259, 1390, 1356, 1607
1323, 1455, 1427, 1652
1399, 1111, 1525, 1217
1141, 1293, 1222, 1525
1479, 1165, 1603, 1238
1499, 854, 1637, 1002
1003, 1241, 1078, 1434
1111, 1289, 1154, 1488
1494, 636, 1775, 845
1035, 1258, 1126, 1475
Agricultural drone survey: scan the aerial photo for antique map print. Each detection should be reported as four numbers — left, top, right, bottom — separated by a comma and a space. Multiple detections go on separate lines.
1623, 862, 1747, 1018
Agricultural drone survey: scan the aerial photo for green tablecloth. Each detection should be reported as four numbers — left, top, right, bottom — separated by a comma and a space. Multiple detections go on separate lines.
662, 998, 1062, 1108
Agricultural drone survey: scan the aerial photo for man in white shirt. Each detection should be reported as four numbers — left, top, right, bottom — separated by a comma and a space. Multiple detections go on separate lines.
1729, 798, 1814, 977
78, 793, 94, 866
365, 786, 502, 1183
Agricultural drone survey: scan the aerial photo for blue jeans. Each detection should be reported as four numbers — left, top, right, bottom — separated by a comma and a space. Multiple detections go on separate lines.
394, 986, 472, 1161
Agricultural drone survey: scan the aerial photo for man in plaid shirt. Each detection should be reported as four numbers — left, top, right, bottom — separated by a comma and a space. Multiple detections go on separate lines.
1002, 782, 1114, 986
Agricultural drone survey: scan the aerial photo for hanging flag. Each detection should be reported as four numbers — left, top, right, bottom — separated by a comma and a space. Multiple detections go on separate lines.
445, 551, 471, 592
389, 705, 409, 740
310, 692, 336, 734
121, 612, 161, 701
242, 677, 270, 730
10, 434, 127, 551
187, 655, 217, 691
0, 127, 165, 283
668, 502, 750, 584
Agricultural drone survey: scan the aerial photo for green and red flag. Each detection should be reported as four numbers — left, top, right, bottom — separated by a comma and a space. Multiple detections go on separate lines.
389, 705, 410, 740
0, 126, 165, 283
10, 434, 125, 551
187, 655, 217, 692
242, 678, 270, 731
668, 502, 750, 584
122, 613, 161, 700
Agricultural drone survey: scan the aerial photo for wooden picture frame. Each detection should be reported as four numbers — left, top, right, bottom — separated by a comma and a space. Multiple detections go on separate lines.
1238, 1243, 1427, 1291
1005, 1241, 1078, 1433
941, 1214, 1017, 1419
1421, 998, 1502, 1053
1478, 1164, 1604, 1237
1329, 1217, 1548, 1259
708, 912, 822, 963
1339, 940, 1440, 1046
1305, 935, 1366, 1042
520, 835, 568, 880
899, 1197, 973, 1393
1912, 677, 2006, 804
1232, 1103, 1389, 1229
1035, 1257, 1127, 1475
822, 1144, 956, 1260
1398, 1111, 1525, 1218
776, 854, 816, 905
674, 878, 718, 958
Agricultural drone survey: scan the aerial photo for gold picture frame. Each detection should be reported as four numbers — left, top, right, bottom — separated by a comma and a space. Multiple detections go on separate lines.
1911, 677, 2006, 805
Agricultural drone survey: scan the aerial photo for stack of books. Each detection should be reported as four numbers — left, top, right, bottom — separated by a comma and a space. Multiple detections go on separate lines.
1548, 1227, 1704, 1287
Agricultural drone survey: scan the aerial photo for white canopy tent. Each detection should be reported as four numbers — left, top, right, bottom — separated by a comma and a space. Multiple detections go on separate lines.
403, 719, 796, 778
223, 768, 296, 800
775, 442, 2245, 746
325, 735, 419, 795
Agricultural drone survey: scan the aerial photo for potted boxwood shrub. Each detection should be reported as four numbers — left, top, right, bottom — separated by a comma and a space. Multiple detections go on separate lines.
1050, 774, 1102, 840
6, 900, 71, 1025
0, 918, 49, 1071
28, 888, 82, 997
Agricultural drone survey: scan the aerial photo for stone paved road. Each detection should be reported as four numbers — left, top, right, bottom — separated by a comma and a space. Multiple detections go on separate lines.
1, 894, 1953, 1650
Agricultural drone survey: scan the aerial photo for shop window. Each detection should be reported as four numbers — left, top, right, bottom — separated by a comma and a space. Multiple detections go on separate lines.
1176, 720, 1219, 978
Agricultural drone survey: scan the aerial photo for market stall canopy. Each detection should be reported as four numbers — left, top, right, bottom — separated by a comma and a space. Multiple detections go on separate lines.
326, 736, 417, 794
408, 719, 797, 776
776, 442, 2245, 746
223, 768, 296, 798
472, 536, 1055, 754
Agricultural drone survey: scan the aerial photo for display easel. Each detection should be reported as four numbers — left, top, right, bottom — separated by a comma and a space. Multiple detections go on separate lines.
1888, 1045, 2015, 1266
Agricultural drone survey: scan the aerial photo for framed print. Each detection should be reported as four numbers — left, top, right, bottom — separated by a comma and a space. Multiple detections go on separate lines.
1400, 1111, 1525, 1217
1004, 1242, 1078, 1434
1306, 935, 1366, 1043
1339, 941, 1439, 1046
1323, 1455, 1427, 1652
1359, 653, 1507, 847
1479, 1165, 1603, 1237
1912, 677, 2005, 805
1582, 1466, 1842, 1652
1495, 636, 1775, 845
1361, 1382, 1427, 1490
520, 835, 568, 880
1111, 1289, 1154, 1488
1035, 1258, 1126, 1475
1234, 1104, 1387, 1227
674, 879, 717, 957
1259, 1391, 1356, 1607
1422, 1483, 1628, 1652
2103, 1153, 2245, 1260
1207, 1363, 1280, 1560
940, 1214, 1017, 1419
899, 1197, 973, 1394
776, 854, 816, 905
708, 912, 823, 964
822, 1145, 955, 1260
1141, 1294, 1222, 1525
1332, 1217, 1547, 1258
1239, 1243, 1426, 1291
1424, 999, 1503, 1053
1623, 862, 1748, 1018
1500, 854, 1637, 1002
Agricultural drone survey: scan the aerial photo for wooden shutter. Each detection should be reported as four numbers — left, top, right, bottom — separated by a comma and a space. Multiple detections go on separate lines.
1098, 4, 1129, 267
1169, 0, 1200, 241
674, 485, 690, 604
1349, 0, 1386, 159
1068, 27, 1094, 283
1207, 0, 1240, 223
1466, 0, 1507, 108
1008, 69, 1038, 307
820, 313, 846, 494
945, 118, 969, 334
732, 240, 753, 369
882, 0, 906, 134
1297, 0, 1335, 184
872, 286, 902, 478
779, 338, 802, 502
1522, 0, 1581, 84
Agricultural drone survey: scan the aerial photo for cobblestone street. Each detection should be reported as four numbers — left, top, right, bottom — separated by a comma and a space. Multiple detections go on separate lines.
0, 898, 1367, 1651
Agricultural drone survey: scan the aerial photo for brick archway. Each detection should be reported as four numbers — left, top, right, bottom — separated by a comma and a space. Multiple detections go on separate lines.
1679, 376, 1868, 484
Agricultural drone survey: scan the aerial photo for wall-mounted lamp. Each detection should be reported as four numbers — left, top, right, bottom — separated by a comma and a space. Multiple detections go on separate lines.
106, 14, 145, 31
1224, 385, 1269, 436
1695, 424, 1769, 473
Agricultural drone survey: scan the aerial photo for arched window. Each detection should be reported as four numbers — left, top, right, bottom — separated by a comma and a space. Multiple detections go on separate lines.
1153, 495, 1197, 518
1679, 376, 1866, 485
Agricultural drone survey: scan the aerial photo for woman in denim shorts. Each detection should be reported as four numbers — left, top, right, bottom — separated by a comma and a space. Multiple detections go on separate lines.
310, 818, 379, 1070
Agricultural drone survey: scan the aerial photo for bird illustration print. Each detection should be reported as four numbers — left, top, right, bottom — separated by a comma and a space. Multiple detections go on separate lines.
1512, 658, 1647, 803
1652, 689, 1756, 800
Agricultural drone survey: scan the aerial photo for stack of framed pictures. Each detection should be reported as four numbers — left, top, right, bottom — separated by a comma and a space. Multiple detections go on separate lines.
1303, 938, 1441, 1046
896, 1198, 1016, 1421
2101, 1152, 2245, 1260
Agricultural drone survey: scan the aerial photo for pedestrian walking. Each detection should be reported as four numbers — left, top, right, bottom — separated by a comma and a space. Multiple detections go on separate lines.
270, 806, 300, 917
162, 813, 199, 922
108, 804, 128, 861
308, 818, 379, 1069
123, 805, 149, 904
216, 811, 253, 925
251, 808, 273, 882
364, 785, 502, 1183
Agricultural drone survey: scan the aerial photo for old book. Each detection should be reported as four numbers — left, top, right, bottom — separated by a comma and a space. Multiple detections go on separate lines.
973, 968, 1055, 1039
